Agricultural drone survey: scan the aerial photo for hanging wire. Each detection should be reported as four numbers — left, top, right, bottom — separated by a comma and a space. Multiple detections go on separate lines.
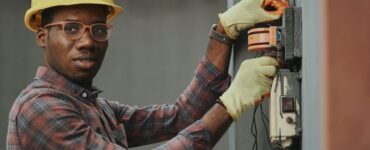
260, 104, 273, 149
250, 102, 284, 150
251, 105, 259, 150
250, 52, 262, 150
249, 51, 285, 150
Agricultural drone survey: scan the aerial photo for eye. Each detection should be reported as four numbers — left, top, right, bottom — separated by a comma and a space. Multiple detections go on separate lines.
92, 25, 108, 36
93, 28, 104, 34
64, 22, 81, 35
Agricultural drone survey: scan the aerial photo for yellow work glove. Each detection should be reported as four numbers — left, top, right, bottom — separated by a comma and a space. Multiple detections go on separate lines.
219, 0, 281, 39
220, 57, 278, 120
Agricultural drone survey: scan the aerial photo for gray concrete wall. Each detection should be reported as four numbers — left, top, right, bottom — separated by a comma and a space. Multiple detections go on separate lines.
0, 1, 42, 148
0, 0, 231, 149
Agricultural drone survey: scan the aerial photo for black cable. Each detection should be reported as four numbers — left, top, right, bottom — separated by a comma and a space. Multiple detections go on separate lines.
260, 104, 269, 123
250, 52, 260, 150
250, 52, 284, 150
251, 105, 259, 150
260, 104, 274, 150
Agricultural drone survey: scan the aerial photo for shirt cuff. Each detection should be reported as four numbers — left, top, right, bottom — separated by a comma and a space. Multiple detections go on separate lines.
194, 56, 231, 94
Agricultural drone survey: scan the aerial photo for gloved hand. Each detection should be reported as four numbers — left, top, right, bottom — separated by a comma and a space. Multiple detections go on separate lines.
220, 56, 278, 120
219, 0, 282, 39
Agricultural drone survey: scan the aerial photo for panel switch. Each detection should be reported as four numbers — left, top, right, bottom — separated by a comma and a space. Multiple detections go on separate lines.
281, 96, 295, 113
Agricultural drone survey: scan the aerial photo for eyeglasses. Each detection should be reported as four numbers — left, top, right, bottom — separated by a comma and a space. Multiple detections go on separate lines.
44, 21, 112, 42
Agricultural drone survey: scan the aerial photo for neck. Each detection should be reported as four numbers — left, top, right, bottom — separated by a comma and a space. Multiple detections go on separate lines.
44, 65, 94, 90
75, 80, 93, 90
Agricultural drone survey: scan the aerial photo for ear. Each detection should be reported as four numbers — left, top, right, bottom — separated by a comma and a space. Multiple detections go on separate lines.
36, 28, 47, 48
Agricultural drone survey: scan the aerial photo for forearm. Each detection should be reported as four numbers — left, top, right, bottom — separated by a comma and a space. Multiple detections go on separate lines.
153, 104, 233, 150
201, 103, 233, 146
119, 22, 232, 147
198, 22, 233, 146
121, 56, 231, 146
206, 22, 232, 73
154, 120, 213, 150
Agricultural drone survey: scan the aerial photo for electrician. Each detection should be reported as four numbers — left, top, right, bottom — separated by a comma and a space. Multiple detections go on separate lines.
7, 0, 281, 149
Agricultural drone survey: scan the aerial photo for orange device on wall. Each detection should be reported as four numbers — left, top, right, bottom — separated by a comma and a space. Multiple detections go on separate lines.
247, 0, 289, 64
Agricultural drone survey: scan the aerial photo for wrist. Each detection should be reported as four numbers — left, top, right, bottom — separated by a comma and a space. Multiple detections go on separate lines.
209, 23, 235, 45
216, 99, 227, 109
220, 93, 252, 121
201, 103, 233, 144
206, 22, 232, 73
215, 22, 227, 35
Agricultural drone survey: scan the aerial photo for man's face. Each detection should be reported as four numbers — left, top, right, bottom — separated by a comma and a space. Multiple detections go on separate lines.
37, 5, 108, 88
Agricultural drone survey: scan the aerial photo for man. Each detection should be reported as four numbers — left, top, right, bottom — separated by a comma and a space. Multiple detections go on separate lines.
7, 0, 282, 149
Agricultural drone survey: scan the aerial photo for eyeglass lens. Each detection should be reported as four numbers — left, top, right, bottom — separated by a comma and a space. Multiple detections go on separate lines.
63, 22, 110, 41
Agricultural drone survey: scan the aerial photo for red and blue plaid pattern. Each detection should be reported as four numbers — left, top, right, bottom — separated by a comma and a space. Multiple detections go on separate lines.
7, 56, 230, 149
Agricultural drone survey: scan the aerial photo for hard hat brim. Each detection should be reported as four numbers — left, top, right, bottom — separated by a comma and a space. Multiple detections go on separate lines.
25, 0, 123, 32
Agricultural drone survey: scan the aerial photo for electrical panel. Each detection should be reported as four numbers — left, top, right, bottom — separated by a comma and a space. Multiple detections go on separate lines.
269, 7, 302, 149
246, 6, 302, 150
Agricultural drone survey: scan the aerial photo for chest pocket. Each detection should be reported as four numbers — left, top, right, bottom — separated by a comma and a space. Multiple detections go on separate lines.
112, 124, 128, 149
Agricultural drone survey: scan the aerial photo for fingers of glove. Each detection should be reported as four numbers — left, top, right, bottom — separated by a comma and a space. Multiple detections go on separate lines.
259, 0, 283, 20
244, 82, 270, 101
255, 56, 278, 66
263, 0, 289, 15
257, 65, 277, 77
256, 82, 273, 98
257, 75, 273, 88
261, 11, 281, 22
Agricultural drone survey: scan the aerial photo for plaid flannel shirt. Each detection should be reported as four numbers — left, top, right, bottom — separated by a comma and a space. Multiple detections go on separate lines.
7, 56, 230, 150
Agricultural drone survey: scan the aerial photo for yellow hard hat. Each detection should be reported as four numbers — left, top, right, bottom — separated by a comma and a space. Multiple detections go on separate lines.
25, 0, 123, 32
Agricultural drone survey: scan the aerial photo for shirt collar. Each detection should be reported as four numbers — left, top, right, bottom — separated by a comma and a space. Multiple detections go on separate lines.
34, 66, 103, 102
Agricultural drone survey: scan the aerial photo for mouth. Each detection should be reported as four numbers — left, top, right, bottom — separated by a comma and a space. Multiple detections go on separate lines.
73, 56, 99, 70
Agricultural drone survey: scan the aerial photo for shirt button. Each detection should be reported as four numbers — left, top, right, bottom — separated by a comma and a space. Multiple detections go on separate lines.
81, 92, 88, 98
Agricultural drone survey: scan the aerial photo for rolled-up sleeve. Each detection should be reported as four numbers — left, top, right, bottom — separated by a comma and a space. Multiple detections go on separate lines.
110, 56, 231, 147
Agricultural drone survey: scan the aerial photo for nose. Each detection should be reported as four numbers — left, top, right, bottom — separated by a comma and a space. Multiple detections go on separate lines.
76, 28, 94, 51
